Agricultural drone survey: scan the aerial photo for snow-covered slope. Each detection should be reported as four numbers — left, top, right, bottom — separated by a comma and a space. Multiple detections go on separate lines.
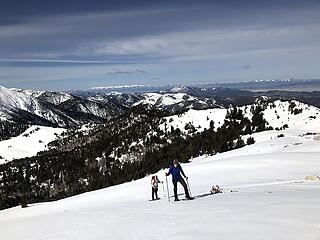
262, 100, 319, 130
0, 86, 125, 126
0, 86, 73, 123
133, 92, 195, 106
133, 92, 217, 111
0, 110, 320, 239
161, 100, 320, 134
161, 108, 227, 133
0, 86, 42, 119
0, 125, 65, 164
35, 91, 73, 105
9, 87, 73, 105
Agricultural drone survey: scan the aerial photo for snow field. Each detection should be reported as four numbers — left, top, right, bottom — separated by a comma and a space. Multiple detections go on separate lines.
160, 100, 320, 134
0, 125, 65, 164
133, 92, 196, 107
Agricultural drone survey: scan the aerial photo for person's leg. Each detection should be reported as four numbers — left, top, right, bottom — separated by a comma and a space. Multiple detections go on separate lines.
152, 188, 155, 200
155, 187, 159, 199
173, 181, 178, 200
179, 178, 191, 198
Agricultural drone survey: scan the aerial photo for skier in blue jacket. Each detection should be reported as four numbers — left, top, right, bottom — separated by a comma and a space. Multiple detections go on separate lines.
166, 159, 192, 201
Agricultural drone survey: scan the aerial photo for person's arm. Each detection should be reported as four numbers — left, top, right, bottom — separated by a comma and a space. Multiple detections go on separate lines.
166, 167, 172, 176
179, 165, 187, 178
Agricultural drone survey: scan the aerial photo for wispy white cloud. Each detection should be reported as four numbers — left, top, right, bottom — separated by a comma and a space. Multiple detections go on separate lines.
73, 23, 320, 62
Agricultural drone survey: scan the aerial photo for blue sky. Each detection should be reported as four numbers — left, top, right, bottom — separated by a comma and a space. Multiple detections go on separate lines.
0, 0, 320, 90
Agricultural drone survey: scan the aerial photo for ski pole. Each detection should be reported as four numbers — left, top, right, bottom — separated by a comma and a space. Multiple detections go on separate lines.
186, 178, 192, 197
165, 175, 170, 202
161, 182, 166, 198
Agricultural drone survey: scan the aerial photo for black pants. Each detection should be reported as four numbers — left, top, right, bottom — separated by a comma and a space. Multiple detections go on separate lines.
152, 187, 158, 200
173, 178, 190, 200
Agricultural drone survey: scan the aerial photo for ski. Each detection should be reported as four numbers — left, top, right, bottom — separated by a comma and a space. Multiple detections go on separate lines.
172, 197, 195, 202
181, 197, 195, 201
149, 198, 161, 202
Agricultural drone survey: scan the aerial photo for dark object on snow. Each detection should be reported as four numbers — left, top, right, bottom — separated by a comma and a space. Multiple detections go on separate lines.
210, 185, 222, 194
21, 203, 28, 208
179, 196, 195, 201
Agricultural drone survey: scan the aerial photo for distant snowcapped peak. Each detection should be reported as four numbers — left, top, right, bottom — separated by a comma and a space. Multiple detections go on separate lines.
170, 86, 189, 93
90, 84, 151, 90
254, 78, 295, 83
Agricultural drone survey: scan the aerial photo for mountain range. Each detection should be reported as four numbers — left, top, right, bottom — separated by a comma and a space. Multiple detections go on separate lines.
1, 83, 320, 132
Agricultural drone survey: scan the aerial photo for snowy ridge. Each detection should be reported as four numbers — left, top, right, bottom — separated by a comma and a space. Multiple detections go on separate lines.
170, 86, 190, 93
255, 78, 295, 83
0, 87, 65, 122
133, 93, 193, 106
133, 92, 214, 109
90, 84, 151, 90
36, 91, 73, 105
0, 125, 65, 164
9, 88, 45, 98
0, 86, 121, 126
107, 99, 320, 164
8, 87, 73, 105
0, 86, 41, 117
161, 100, 320, 134
161, 108, 227, 133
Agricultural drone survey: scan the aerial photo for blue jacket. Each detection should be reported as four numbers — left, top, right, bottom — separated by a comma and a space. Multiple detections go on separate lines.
168, 164, 186, 183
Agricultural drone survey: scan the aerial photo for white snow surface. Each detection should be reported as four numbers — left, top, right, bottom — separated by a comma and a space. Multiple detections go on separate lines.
0, 86, 41, 118
0, 125, 65, 164
8, 86, 72, 106
36, 91, 72, 105
1, 108, 320, 239
161, 100, 320, 134
0, 86, 72, 121
133, 92, 197, 107
161, 108, 227, 133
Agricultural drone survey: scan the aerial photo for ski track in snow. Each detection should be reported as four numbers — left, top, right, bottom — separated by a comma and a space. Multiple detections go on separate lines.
0, 100, 320, 239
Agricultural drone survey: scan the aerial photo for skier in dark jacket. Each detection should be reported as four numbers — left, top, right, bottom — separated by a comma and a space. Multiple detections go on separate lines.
166, 159, 192, 201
